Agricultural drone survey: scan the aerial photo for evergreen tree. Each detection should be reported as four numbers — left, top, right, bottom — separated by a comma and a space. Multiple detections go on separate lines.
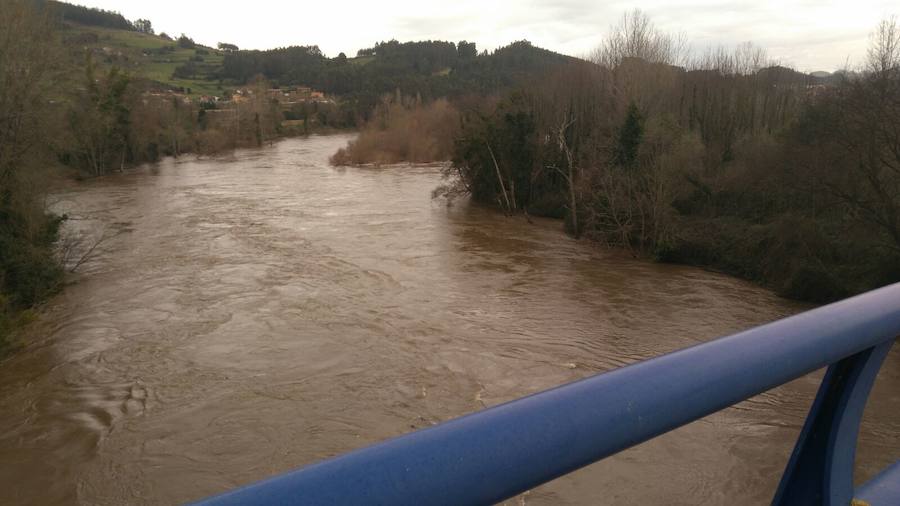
614, 102, 643, 168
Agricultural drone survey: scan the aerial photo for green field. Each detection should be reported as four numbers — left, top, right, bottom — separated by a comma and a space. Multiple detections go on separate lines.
62, 24, 228, 97
349, 55, 374, 66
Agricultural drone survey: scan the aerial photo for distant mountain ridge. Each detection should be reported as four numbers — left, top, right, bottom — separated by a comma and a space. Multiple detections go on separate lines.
49, 1, 574, 106
219, 39, 577, 107
48, 0, 832, 107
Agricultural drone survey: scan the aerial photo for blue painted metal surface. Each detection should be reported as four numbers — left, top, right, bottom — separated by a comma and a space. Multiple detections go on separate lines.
773, 341, 893, 505
192, 283, 900, 506
857, 461, 900, 504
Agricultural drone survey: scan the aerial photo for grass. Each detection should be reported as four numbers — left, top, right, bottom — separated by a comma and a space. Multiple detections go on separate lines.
62, 24, 229, 97
349, 55, 374, 66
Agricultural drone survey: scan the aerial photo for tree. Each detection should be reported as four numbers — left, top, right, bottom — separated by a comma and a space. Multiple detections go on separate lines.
67, 55, 132, 176
218, 42, 239, 52
614, 102, 644, 168
792, 17, 900, 259
172, 61, 198, 79
134, 18, 153, 34
450, 93, 537, 213
0, 1, 58, 186
458, 41, 477, 59
867, 16, 900, 77
177, 34, 196, 49
549, 116, 580, 236
592, 9, 687, 68
48, 1, 134, 30
0, 0, 65, 341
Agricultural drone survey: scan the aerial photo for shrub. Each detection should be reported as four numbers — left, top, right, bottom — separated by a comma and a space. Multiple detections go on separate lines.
177, 34, 195, 49
330, 97, 459, 165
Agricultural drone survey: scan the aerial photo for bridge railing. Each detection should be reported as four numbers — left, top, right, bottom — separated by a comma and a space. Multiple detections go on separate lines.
193, 283, 900, 506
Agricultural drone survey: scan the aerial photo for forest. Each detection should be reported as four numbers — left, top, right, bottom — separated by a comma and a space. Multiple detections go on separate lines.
37, 0, 137, 30
220, 39, 574, 121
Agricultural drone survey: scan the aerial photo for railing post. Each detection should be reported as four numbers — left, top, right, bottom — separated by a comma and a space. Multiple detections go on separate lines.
772, 341, 894, 506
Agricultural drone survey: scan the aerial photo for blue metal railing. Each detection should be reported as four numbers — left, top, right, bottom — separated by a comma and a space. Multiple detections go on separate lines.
193, 283, 900, 505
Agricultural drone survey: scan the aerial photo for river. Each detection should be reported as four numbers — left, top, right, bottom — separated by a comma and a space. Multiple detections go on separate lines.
0, 134, 897, 505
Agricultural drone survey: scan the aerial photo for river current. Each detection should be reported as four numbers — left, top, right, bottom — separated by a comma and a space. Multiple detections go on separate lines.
0, 134, 897, 505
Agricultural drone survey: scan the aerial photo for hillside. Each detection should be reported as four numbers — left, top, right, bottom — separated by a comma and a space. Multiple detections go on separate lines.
48, 1, 577, 105
57, 25, 577, 107
220, 39, 578, 101
47, 1, 839, 109
60, 24, 226, 96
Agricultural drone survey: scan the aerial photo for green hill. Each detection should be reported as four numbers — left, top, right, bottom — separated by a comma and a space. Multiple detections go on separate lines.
220, 39, 577, 100
59, 24, 226, 96
49, 1, 576, 104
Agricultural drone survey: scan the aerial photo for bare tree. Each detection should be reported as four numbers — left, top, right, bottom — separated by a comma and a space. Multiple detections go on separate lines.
0, 1, 58, 185
592, 10, 688, 68
692, 42, 769, 75
57, 225, 119, 273
0, 0, 65, 259
809, 16, 900, 255
547, 117, 579, 236
867, 16, 900, 77
486, 141, 513, 214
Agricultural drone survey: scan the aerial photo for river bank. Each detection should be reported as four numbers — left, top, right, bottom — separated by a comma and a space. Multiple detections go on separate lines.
0, 128, 357, 355
1, 135, 897, 505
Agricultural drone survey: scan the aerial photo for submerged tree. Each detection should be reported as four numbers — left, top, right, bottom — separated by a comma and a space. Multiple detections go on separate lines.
451, 93, 536, 214
67, 55, 131, 176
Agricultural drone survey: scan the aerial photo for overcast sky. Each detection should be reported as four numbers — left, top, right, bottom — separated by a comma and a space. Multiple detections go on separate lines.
76, 0, 896, 71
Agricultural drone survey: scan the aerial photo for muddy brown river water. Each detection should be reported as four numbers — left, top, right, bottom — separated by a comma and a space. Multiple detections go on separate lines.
0, 134, 897, 505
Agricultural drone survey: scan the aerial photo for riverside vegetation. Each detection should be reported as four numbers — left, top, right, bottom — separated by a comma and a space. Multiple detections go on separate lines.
0, 1, 574, 350
2, 1, 898, 351
1, 1, 289, 350
332, 11, 900, 305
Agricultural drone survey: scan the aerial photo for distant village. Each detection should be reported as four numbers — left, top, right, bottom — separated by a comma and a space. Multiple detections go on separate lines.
143, 86, 334, 108
139, 85, 337, 133
213, 86, 332, 106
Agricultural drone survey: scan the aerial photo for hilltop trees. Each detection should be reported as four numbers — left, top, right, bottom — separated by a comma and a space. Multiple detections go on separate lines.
222, 45, 325, 84
45, 0, 134, 30
177, 34, 196, 49
458, 41, 477, 59
221, 40, 572, 121
134, 18, 153, 34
